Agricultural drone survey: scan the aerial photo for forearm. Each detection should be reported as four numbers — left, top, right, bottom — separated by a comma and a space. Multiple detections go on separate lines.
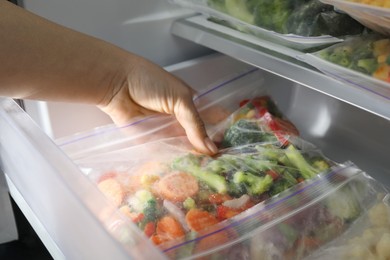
0, 1, 133, 105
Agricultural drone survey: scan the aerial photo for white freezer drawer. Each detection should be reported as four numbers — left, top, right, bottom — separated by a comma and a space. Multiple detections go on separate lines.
1, 54, 390, 260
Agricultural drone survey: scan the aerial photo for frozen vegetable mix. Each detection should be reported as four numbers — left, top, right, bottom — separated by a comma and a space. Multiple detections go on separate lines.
318, 35, 390, 83
78, 95, 347, 259
213, 96, 299, 149
75, 90, 390, 259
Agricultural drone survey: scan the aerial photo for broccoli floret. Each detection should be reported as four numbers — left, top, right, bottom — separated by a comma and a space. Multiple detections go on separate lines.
128, 190, 159, 228
128, 189, 154, 212
171, 154, 228, 194
253, 0, 297, 33
310, 156, 331, 173
143, 199, 158, 224
278, 167, 299, 185
357, 58, 378, 75
219, 153, 276, 173
233, 171, 273, 196
221, 119, 275, 148
268, 178, 295, 196
225, 0, 255, 24
286, 0, 364, 36
284, 145, 317, 180
326, 185, 361, 222
285, 0, 332, 36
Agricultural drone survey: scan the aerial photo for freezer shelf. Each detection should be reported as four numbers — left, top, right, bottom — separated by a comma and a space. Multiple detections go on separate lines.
171, 15, 390, 121
1, 54, 390, 260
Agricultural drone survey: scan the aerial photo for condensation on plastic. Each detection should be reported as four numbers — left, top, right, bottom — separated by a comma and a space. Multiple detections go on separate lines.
296, 36, 390, 100
57, 67, 266, 161
169, 0, 348, 50
321, 0, 390, 36
163, 162, 387, 259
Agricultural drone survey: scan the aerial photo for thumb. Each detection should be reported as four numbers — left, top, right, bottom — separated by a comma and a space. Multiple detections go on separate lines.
174, 97, 218, 155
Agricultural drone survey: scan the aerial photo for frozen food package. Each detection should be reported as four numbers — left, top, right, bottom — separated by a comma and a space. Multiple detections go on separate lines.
57, 67, 266, 160
209, 95, 300, 149
77, 127, 390, 260
321, 0, 390, 36
169, 0, 365, 49
75, 134, 338, 259
297, 34, 390, 99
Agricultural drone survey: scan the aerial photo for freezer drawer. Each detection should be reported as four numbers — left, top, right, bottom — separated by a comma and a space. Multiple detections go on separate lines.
1, 54, 389, 260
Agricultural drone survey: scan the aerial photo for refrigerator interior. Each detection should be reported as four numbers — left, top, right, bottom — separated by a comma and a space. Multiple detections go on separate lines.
1, 1, 390, 259
2, 53, 390, 260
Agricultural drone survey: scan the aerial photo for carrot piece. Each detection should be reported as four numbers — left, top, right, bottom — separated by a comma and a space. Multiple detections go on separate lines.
156, 215, 185, 240
97, 178, 126, 206
208, 193, 232, 205
150, 234, 169, 246
185, 209, 219, 232
157, 172, 199, 202
144, 222, 156, 238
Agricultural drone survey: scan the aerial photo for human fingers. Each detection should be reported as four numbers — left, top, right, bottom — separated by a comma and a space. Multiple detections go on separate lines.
173, 95, 218, 156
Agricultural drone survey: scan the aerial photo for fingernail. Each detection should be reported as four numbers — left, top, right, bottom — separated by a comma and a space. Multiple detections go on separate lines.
204, 137, 218, 154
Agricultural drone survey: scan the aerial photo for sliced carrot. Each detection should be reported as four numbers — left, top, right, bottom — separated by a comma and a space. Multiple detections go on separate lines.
157, 172, 199, 202
185, 209, 219, 232
97, 178, 126, 206
98, 171, 144, 195
144, 222, 156, 238
156, 215, 185, 241
150, 234, 169, 246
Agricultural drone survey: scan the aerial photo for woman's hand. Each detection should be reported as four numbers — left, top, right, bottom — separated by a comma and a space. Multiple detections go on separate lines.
0, 1, 217, 155
98, 57, 218, 155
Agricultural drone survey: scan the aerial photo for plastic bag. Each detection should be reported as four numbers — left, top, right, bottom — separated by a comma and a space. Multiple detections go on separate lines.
321, 0, 390, 36
75, 131, 336, 255
209, 95, 300, 149
57, 67, 265, 160
169, 0, 365, 49
297, 34, 390, 100
307, 194, 390, 260
161, 162, 387, 259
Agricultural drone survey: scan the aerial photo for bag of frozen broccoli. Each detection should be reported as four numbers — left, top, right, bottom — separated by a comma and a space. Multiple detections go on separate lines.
209, 95, 300, 149
170, 0, 365, 49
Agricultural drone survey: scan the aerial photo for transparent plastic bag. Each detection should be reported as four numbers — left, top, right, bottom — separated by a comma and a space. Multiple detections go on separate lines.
74, 132, 336, 257
209, 95, 300, 149
321, 0, 390, 36
307, 194, 390, 260
169, 0, 365, 49
162, 162, 387, 259
57, 67, 265, 161
297, 34, 390, 100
